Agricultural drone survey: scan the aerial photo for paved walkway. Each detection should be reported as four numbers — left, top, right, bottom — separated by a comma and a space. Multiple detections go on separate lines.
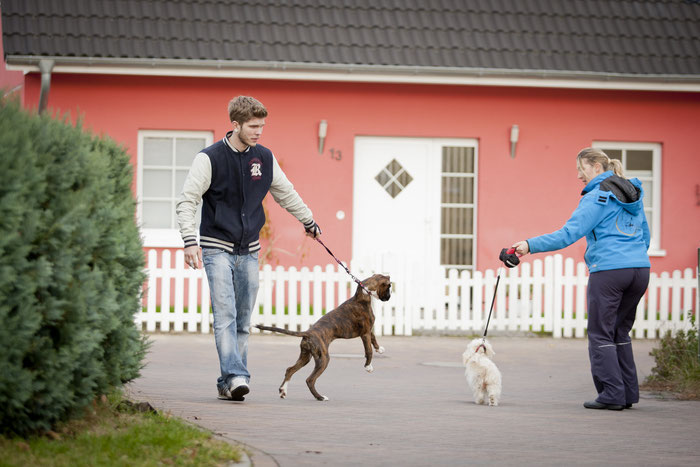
129, 333, 699, 466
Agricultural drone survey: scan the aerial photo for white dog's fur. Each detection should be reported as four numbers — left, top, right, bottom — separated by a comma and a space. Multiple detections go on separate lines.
462, 338, 502, 406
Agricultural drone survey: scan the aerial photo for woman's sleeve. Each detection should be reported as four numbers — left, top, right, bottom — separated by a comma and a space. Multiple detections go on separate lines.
527, 194, 606, 254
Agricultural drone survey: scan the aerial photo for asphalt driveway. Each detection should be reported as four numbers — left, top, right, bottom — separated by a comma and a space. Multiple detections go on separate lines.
129, 333, 699, 466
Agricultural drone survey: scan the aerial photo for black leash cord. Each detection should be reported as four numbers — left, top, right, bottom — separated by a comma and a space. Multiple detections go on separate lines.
314, 237, 370, 294
483, 270, 502, 338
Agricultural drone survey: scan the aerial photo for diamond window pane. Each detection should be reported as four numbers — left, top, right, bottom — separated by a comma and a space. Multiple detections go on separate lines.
142, 201, 172, 228
627, 150, 653, 171
395, 170, 413, 188
143, 169, 172, 198
143, 138, 173, 166
375, 170, 390, 187
176, 138, 205, 167
376, 160, 412, 198
386, 182, 401, 198
387, 159, 402, 175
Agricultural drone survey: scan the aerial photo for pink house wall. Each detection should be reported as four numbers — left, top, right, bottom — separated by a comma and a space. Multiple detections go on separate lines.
21, 73, 700, 273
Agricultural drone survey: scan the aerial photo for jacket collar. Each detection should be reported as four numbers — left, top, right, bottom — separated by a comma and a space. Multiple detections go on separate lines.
581, 170, 613, 195
224, 131, 250, 153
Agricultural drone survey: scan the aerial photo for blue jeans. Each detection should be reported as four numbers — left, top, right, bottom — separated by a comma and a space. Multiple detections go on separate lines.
202, 248, 259, 390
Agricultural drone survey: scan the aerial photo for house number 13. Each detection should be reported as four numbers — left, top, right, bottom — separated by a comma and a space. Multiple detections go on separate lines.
329, 148, 342, 161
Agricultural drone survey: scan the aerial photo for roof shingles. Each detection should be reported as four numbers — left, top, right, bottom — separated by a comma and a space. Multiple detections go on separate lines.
2, 0, 699, 77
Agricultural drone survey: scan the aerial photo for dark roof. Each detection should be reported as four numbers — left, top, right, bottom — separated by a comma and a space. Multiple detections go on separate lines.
3, 0, 700, 80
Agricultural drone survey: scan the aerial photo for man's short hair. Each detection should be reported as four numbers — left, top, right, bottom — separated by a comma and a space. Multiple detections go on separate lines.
228, 96, 268, 124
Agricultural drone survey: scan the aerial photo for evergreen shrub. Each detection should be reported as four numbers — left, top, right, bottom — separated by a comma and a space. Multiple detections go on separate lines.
0, 98, 147, 436
644, 313, 700, 399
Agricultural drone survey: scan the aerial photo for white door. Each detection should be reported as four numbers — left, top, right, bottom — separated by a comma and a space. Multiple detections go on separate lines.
353, 137, 439, 271
352, 136, 478, 274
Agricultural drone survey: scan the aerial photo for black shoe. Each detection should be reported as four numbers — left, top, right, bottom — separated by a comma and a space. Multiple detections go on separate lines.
231, 383, 250, 402
624, 403, 633, 409
584, 400, 624, 411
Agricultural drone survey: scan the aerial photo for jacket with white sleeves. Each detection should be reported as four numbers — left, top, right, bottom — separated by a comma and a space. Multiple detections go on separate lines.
176, 131, 315, 255
527, 171, 650, 273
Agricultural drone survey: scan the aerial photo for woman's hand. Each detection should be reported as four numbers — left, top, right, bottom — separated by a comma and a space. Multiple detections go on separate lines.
512, 240, 530, 256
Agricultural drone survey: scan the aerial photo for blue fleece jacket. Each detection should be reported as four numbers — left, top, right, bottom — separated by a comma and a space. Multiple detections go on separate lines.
527, 171, 650, 273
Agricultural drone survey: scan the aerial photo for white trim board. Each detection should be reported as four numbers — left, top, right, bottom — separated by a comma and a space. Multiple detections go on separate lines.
7, 60, 700, 93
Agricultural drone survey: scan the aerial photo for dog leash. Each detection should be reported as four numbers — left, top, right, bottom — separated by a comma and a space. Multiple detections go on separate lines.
313, 237, 371, 294
476, 247, 520, 352
478, 248, 521, 352
477, 267, 502, 353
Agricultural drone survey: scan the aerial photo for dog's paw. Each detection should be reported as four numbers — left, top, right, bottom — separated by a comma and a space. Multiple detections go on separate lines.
279, 383, 287, 399
317, 395, 329, 401
365, 364, 374, 373
376, 346, 385, 354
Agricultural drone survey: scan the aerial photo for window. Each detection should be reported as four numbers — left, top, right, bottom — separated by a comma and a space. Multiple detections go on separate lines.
440, 146, 478, 270
593, 142, 664, 255
138, 130, 213, 247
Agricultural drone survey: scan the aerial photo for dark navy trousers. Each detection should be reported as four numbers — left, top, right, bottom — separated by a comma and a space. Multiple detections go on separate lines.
586, 268, 650, 405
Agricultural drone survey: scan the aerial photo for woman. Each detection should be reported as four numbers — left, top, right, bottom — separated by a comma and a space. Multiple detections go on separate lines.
512, 148, 650, 411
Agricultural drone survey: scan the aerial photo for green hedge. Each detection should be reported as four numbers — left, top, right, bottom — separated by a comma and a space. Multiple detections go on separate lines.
0, 99, 147, 436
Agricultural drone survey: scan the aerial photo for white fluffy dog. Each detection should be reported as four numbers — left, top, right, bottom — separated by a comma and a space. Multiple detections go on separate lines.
462, 338, 502, 406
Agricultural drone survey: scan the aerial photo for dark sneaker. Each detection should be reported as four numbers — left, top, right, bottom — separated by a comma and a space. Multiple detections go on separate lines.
584, 400, 624, 411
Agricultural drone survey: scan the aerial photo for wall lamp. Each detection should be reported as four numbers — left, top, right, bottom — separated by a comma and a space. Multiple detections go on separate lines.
510, 124, 519, 159
318, 120, 328, 154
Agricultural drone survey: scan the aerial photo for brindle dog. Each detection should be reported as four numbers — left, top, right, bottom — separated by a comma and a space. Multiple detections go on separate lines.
255, 274, 391, 401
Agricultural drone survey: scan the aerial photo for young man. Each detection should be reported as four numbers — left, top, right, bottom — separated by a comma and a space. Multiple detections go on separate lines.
176, 96, 321, 402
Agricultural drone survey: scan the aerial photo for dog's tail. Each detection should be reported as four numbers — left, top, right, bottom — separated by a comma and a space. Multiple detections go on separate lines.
255, 324, 307, 337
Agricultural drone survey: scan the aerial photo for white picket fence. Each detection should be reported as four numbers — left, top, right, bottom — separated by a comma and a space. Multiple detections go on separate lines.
138, 249, 698, 339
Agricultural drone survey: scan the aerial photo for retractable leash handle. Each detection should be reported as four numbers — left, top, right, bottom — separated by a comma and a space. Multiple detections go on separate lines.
499, 247, 521, 268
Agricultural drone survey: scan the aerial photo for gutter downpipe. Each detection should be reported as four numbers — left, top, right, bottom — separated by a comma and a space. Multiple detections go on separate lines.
38, 59, 54, 113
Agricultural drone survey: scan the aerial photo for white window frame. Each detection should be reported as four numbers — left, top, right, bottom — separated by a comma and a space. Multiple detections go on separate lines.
592, 141, 664, 256
438, 142, 479, 271
137, 130, 214, 247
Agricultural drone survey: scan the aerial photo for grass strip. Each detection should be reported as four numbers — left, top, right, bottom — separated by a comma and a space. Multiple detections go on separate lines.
0, 393, 242, 466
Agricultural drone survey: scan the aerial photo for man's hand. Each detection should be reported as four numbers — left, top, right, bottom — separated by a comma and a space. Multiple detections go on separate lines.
184, 245, 201, 269
304, 221, 322, 239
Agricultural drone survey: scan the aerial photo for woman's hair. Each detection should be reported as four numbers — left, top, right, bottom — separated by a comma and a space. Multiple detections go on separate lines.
228, 96, 268, 124
576, 147, 624, 177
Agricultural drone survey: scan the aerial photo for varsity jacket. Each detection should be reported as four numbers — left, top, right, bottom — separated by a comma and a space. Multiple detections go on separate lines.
527, 171, 650, 273
176, 132, 315, 254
